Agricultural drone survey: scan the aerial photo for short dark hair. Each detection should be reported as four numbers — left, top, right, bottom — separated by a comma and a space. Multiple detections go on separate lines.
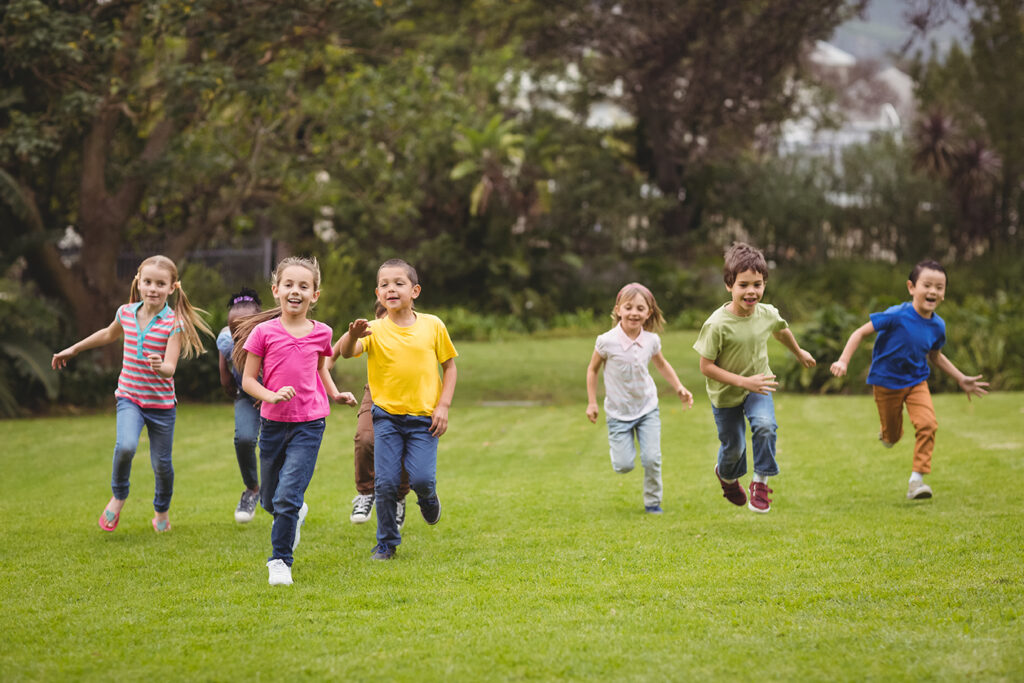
909, 260, 946, 285
378, 258, 418, 286
723, 242, 768, 287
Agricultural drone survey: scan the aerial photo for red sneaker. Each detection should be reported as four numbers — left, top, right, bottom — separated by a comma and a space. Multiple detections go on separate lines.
715, 466, 747, 506
748, 481, 773, 513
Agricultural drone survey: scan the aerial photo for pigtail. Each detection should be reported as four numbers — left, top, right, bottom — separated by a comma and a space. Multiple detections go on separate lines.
172, 284, 214, 359
129, 274, 141, 304
231, 307, 283, 370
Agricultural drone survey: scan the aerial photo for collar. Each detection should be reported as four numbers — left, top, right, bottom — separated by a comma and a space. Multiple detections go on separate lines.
614, 323, 648, 350
131, 301, 172, 320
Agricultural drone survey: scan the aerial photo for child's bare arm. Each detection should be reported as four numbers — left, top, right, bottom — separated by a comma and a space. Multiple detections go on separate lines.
430, 358, 458, 437
241, 353, 294, 404
585, 351, 605, 423
929, 350, 989, 401
149, 331, 181, 378
699, 355, 778, 395
773, 328, 816, 368
319, 355, 356, 405
337, 319, 370, 359
51, 317, 122, 369
651, 351, 693, 409
830, 321, 875, 377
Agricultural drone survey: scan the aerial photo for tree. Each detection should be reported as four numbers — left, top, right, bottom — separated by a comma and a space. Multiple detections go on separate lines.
0, 0, 385, 337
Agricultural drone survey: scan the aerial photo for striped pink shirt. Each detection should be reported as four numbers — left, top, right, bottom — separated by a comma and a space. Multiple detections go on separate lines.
115, 303, 181, 409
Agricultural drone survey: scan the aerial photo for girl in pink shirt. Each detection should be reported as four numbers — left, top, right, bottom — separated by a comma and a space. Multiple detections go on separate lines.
232, 256, 356, 586
52, 255, 212, 533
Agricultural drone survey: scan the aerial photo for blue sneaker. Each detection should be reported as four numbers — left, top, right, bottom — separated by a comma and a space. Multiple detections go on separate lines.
420, 494, 441, 525
644, 504, 664, 514
371, 543, 396, 560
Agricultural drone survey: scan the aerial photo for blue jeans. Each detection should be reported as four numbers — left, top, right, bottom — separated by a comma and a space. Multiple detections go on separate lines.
711, 392, 779, 480
112, 397, 176, 512
233, 394, 261, 490
606, 407, 662, 507
372, 405, 438, 548
259, 418, 325, 566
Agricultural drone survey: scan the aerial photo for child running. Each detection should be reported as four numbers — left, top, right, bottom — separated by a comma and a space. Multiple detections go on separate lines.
232, 257, 356, 586
216, 288, 263, 523
693, 242, 816, 513
335, 258, 458, 561
586, 283, 693, 513
830, 259, 988, 500
51, 255, 212, 533
327, 301, 411, 527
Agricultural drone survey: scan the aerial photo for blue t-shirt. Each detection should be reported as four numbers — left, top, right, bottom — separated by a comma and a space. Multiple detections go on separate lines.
867, 302, 945, 389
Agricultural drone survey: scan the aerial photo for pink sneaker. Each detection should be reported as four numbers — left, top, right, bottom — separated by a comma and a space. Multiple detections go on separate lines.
715, 466, 747, 506
748, 481, 773, 513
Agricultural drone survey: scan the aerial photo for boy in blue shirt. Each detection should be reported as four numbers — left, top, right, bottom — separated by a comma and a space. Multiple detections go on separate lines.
830, 260, 988, 500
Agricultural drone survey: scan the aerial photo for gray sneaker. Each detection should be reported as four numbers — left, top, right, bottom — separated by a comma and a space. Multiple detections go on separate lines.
907, 480, 933, 500
350, 493, 374, 524
234, 489, 259, 523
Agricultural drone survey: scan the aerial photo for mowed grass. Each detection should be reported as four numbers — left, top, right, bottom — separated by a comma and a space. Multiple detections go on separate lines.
2, 331, 1022, 681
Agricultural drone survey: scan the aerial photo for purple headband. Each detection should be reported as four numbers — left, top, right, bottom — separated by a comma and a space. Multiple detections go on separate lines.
231, 295, 256, 305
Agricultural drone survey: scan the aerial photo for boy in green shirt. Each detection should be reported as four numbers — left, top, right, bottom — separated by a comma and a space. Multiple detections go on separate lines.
693, 243, 816, 513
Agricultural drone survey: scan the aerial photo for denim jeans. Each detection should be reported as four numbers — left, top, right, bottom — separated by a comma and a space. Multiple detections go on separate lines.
234, 394, 261, 490
711, 391, 779, 480
112, 397, 176, 512
258, 418, 325, 566
606, 407, 662, 507
372, 405, 438, 548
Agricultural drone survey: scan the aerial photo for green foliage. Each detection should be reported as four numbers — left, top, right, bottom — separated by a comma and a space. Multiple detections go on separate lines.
777, 304, 873, 394
935, 292, 1024, 392
0, 277, 61, 416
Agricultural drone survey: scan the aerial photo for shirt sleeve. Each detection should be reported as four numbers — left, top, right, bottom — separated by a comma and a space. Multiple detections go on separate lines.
318, 324, 334, 357
692, 319, 720, 360
243, 324, 266, 357
651, 333, 662, 355
869, 309, 895, 332
594, 335, 608, 359
434, 319, 458, 363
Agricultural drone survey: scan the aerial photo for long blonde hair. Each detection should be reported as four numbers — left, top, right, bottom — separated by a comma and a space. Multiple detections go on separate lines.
231, 256, 321, 369
130, 255, 213, 359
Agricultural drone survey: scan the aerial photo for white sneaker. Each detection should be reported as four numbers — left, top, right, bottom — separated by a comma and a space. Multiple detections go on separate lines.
350, 493, 374, 524
292, 502, 308, 551
907, 480, 933, 500
396, 497, 406, 531
267, 559, 292, 586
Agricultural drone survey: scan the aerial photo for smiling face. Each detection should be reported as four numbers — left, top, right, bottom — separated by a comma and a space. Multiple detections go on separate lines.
137, 264, 176, 310
614, 293, 652, 338
908, 267, 946, 318
375, 265, 420, 314
726, 269, 765, 317
272, 264, 320, 317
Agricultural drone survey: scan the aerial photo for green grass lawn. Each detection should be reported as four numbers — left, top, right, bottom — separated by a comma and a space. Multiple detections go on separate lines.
2, 332, 1022, 681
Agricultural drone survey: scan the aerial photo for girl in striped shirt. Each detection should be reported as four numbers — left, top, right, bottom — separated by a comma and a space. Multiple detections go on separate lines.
52, 255, 212, 533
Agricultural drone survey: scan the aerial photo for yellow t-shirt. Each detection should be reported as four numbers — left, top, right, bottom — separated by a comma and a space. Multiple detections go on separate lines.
358, 313, 458, 416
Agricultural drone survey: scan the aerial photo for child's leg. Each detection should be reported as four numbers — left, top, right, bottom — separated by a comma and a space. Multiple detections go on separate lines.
606, 416, 639, 475
872, 385, 908, 446
268, 419, 325, 565
403, 417, 439, 510
744, 392, 778, 478
111, 398, 146, 505
234, 396, 261, 491
258, 419, 285, 515
144, 405, 176, 518
904, 382, 938, 475
353, 387, 376, 496
372, 407, 406, 548
711, 403, 748, 481
634, 408, 663, 508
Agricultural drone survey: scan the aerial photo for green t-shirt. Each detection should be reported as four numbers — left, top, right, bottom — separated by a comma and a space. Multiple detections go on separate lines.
692, 302, 789, 408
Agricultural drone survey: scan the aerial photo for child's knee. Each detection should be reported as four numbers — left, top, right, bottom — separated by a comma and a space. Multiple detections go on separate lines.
749, 417, 777, 440
612, 462, 635, 474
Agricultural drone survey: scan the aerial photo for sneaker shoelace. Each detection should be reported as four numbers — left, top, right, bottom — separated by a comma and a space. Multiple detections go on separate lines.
352, 495, 373, 514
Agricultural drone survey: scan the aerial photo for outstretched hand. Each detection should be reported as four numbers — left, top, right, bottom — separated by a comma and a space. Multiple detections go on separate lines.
959, 374, 990, 401
830, 360, 848, 377
797, 349, 816, 369
332, 391, 357, 406
348, 319, 373, 339
51, 347, 76, 370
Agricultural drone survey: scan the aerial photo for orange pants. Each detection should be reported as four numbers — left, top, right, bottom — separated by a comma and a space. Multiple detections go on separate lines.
872, 382, 938, 474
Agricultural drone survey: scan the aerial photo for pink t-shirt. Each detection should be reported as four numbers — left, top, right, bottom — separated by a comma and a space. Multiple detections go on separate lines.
243, 318, 334, 422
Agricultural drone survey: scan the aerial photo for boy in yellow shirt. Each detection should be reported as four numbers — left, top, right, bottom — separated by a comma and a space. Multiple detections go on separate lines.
335, 259, 458, 560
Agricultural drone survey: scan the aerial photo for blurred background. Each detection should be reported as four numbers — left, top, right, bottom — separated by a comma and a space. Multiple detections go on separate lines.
2, 0, 1021, 413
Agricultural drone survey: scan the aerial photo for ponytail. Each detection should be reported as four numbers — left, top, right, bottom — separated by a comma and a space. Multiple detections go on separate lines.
231, 307, 283, 370
130, 255, 213, 359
